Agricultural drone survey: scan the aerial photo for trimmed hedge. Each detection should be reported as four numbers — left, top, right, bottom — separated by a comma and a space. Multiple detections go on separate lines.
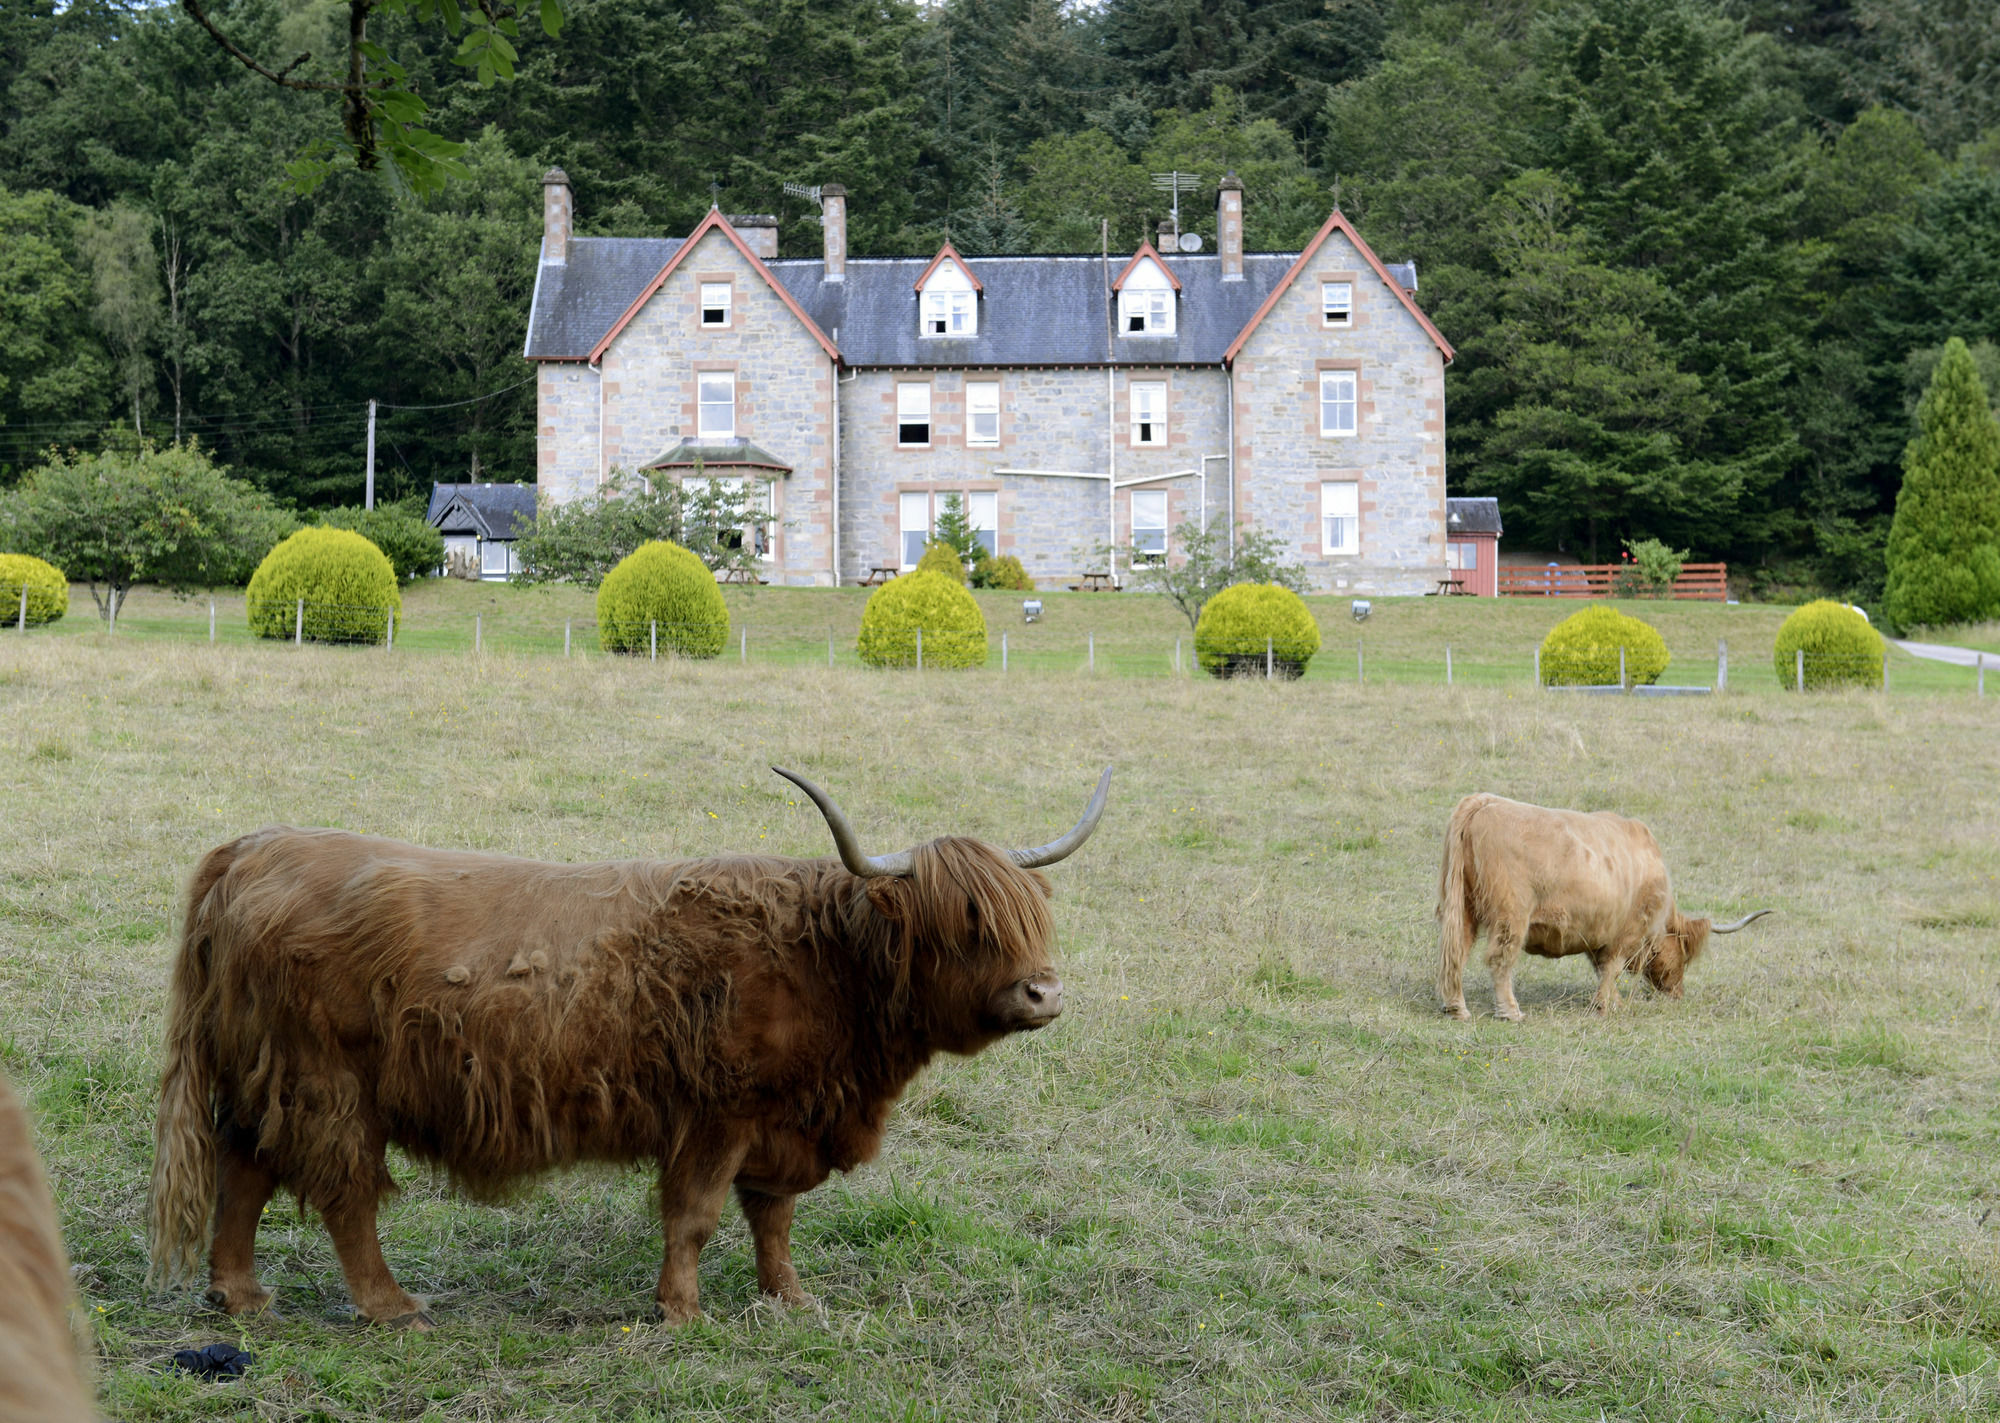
1539, 605, 1668, 685
916, 541, 967, 583
857, 570, 987, 668
979, 554, 1036, 591
0, 553, 68, 627
1194, 583, 1321, 679
596, 540, 728, 657
246, 528, 401, 643
1773, 600, 1883, 690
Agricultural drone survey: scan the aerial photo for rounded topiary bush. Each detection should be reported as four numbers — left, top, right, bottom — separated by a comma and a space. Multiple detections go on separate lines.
0, 553, 68, 627
980, 554, 1035, 592
1539, 605, 1669, 685
916, 541, 967, 583
246, 527, 401, 643
857, 570, 987, 668
596, 540, 728, 657
1772, 599, 1883, 690
1194, 583, 1322, 679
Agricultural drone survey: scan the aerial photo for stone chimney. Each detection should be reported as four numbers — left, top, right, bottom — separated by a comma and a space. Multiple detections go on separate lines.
1158, 216, 1178, 250
821, 184, 847, 281
541, 168, 571, 266
727, 214, 779, 260
1217, 173, 1243, 280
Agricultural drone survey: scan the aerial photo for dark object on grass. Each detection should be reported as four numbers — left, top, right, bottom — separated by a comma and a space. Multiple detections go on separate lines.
171, 1342, 252, 1379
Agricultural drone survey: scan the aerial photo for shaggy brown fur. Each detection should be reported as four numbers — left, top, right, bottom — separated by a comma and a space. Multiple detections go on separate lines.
150, 826, 1064, 1326
0, 1070, 96, 1422
1436, 794, 1716, 1021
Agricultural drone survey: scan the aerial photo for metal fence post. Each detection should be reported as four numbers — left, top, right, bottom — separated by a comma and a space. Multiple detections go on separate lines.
108, 588, 117, 634
1266, 636, 1273, 680
916, 626, 923, 671
18, 584, 27, 631
740, 627, 747, 664
828, 630, 834, 668
1980, 652, 1986, 698
386, 610, 395, 651
209, 598, 216, 644
650, 620, 657, 661
1088, 631, 1095, 672
1175, 635, 1182, 675
295, 597, 304, 646
565, 620, 572, 657
1796, 647, 1804, 693
1882, 650, 1889, 693
1002, 631, 1008, 673
1619, 645, 1627, 690
1445, 644, 1453, 687
476, 612, 483, 656
1717, 639, 1727, 692
1534, 645, 1541, 687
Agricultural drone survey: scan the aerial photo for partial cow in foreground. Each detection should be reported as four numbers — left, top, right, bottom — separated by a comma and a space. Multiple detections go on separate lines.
0, 1070, 96, 1423
1436, 793, 1771, 1021
150, 767, 1109, 1327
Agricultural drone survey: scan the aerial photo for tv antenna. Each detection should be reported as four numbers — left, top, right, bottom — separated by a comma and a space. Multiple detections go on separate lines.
783, 181, 824, 223
1149, 171, 1201, 236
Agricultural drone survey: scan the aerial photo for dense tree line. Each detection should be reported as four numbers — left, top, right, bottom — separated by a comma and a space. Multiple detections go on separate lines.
2, 0, 1996, 598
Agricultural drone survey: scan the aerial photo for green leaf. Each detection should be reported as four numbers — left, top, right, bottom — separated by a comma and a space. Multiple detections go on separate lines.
439, 0, 463, 35
539, 0, 562, 37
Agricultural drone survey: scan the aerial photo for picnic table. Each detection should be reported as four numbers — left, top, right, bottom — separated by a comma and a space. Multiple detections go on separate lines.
1068, 571, 1118, 592
719, 567, 768, 585
858, 565, 899, 587
1429, 576, 1467, 596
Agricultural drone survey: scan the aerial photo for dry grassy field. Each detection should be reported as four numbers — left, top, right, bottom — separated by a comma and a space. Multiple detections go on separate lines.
2, 607, 1997, 1420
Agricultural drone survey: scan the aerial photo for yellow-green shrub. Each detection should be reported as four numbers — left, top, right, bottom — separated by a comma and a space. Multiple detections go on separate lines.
246, 527, 400, 643
978, 554, 1035, 591
596, 540, 728, 657
0, 553, 68, 627
1194, 583, 1321, 678
857, 570, 987, 668
916, 541, 966, 583
1772, 600, 1883, 689
1539, 605, 1668, 685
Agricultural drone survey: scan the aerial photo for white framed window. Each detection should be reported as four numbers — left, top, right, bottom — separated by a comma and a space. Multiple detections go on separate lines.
1131, 381, 1167, 446
1321, 281, 1352, 326
966, 381, 1000, 446
1321, 481, 1359, 556
1447, 540, 1478, 571
967, 490, 998, 557
700, 282, 731, 327
900, 490, 931, 569
1118, 288, 1174, 336
1131, 490, 1167, 562
686, 476, 774, 562
1319, 370, 1357, 437
480, 540, 510, 577
896, 382, 931, 446
920, 289, 976, 337
697, 372, 735, 438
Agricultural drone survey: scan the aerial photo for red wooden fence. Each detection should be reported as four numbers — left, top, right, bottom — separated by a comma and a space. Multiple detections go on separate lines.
1496, 562, 1729, 601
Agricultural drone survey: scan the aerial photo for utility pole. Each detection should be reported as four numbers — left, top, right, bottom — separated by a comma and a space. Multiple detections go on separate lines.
365, 398, 376, 510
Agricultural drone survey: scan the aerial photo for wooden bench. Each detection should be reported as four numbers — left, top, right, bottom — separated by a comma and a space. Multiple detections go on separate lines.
858, 565, 899, 587
1067, 571, 1118, 592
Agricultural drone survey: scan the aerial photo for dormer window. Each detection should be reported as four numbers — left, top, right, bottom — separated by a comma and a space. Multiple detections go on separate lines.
921, 289, 975, 336
1119, 289, 1174, 335
700, 282, 731, 327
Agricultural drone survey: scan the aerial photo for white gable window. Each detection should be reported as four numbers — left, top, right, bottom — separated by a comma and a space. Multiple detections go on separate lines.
897, 382, 931, 446
966, 381, 1000, 446
1117, 257, 1176, 336
1321, 281, 1353, 326
900, 490, 931, 569
1319, 370, 1357, 437
918, 260, 978, 337
1131, 381, 1167, 446
697, 372, 735, 438
700, 282, 731, 327
1131, 489, 1168, 562
967, 490, 998, 556
1321, 481, 1359, 556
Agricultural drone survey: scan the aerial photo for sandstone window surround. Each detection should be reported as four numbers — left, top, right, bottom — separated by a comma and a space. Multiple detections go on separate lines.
699, 280, 732, 328
899, 490, 931, 568
1321, 280, 1353, 327
1130, 489, 1168, 562
1319, 370, 1358, 437
1131, 380, 1167, 446
966, 381, 1000, 446
697, 371, 736, 438
898, 487, 999, 569
1321, 480, 1360, 556
896, 382, 932, 447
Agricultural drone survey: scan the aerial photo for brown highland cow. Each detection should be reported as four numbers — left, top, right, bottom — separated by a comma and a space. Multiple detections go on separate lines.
0, 1069, 96, 1422
150, 766, 1109, 1327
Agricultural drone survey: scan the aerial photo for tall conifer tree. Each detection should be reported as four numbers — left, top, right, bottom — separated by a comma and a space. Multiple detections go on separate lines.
1883, 337, 2000, 629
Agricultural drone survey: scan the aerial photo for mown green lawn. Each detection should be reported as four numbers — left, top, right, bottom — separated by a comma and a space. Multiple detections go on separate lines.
1, 626, 1996, 1420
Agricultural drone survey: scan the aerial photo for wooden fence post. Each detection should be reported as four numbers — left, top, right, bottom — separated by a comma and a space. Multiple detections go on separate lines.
1717, 639, 1727, 692
828, 631, 834, 668
475, 613, 483, 656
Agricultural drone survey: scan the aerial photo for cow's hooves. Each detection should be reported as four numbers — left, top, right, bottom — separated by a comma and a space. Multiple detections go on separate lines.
766, 1288, 817, 1311
204, 1285, 275, 1316
378, 1309, 437, 1332
1495, 1009, 1525, 1023
1443, 1006, 1471, 1021
653, 1301, 704, 1326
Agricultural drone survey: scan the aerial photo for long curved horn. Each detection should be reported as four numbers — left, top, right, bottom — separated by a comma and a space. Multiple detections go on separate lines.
1709, 909, 1774, 934
1009, 766, 1113, 869
771, 767, 914, 878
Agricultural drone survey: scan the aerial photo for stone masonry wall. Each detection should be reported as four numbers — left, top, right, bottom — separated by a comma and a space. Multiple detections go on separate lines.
1232, 229, 1447, 596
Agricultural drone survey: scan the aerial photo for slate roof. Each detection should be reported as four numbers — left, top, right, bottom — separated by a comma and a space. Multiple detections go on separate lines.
427, 482, 538, 540
1445, 497, 1503, 536
523, 238, 683, 361
642, 437, 792, 472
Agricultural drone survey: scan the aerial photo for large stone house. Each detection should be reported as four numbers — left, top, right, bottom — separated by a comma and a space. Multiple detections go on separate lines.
524, 173, 1453, 592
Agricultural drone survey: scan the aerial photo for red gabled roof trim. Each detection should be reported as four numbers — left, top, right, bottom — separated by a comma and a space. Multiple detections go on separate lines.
1222, 210, 1454, 365
911, 241, 983, 293
586, 209, 841, 364
1110, 241, 1182, 292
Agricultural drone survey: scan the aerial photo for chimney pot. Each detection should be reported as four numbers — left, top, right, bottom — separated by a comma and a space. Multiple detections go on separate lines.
542, 168, 572, 266
1217, 172, 1243, 281
727, 213, 779, 260
821, 184, 848, 282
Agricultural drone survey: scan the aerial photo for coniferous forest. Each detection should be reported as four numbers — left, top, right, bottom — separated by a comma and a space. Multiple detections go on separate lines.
2, 0, 1997, 600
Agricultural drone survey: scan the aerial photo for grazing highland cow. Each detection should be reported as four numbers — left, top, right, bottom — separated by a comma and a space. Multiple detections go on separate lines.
150, 766, 1109, 1327
0, 1071, 96, 1423
1436, 793, 1770, 1021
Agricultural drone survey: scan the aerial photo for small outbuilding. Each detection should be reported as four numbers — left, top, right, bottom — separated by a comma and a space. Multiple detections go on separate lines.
1444, 497, 1503, 596
426, 483, 538, 580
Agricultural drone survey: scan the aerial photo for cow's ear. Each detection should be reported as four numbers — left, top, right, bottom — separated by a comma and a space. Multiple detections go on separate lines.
865, 877, 909, 923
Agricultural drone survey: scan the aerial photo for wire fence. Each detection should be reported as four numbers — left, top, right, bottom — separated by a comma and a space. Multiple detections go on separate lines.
5, 585, 1995, 697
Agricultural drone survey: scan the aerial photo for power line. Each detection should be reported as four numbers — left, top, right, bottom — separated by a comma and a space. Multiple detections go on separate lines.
374, 374, 536, 412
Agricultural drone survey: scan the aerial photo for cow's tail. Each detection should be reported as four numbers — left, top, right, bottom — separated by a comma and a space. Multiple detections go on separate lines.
148, 841, 236, 1287
1435, 796, 1484, 1010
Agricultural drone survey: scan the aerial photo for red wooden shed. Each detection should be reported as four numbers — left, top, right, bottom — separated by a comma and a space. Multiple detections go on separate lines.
1445, 497, 1503, 596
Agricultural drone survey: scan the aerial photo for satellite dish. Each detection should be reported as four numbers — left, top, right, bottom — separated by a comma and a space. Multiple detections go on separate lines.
1177, 232, 1203, 253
